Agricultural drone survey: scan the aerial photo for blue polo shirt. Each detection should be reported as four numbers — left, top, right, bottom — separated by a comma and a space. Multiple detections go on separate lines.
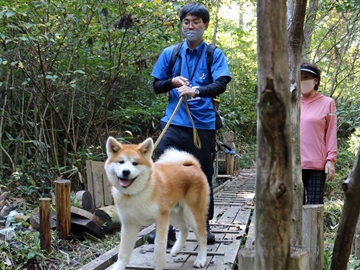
151, 40, 231, 130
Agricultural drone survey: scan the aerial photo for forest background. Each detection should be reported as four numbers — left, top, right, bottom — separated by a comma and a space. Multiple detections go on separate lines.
0, 0, 360, 268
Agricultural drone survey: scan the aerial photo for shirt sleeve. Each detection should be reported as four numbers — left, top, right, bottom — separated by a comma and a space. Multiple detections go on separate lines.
326, 99, 338, 163
211, 48, 231, 82
151, 46, 173, 80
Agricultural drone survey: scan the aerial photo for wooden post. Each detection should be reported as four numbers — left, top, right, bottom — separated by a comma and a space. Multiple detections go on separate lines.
302, 205, 324, 270
354, 216, 360, 258
238, 247, 309, 270
55, 180, 71, 240
39, 198, 51, 252
225, 152, 234, 175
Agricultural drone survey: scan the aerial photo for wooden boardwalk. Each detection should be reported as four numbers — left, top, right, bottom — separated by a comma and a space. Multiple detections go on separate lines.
80, 169, 256, 270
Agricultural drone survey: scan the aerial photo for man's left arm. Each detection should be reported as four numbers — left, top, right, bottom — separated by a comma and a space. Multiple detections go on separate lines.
196, 76, 231, 97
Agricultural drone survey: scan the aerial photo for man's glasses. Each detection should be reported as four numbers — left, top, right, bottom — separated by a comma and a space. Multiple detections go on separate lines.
182, 20, 203, 28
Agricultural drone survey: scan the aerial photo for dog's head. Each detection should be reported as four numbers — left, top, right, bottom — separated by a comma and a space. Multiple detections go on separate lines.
104, 137, 154, 195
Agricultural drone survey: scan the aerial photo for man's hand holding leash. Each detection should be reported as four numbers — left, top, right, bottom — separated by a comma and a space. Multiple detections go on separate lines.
172, 76, 189, 87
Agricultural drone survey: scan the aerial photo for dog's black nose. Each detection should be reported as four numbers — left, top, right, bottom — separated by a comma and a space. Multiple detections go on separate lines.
122, 169, 130, 177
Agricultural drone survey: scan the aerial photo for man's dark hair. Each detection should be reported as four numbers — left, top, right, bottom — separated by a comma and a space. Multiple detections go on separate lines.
301, 62, 321, 90
179, 3, 210, 23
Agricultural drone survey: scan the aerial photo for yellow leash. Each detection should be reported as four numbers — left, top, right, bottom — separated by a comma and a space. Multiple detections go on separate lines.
153, 96, 202, 151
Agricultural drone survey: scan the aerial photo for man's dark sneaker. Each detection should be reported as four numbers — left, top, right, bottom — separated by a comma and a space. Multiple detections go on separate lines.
147, 225, 177, 247
167, 225, 176, 246
207, 222, 215, 244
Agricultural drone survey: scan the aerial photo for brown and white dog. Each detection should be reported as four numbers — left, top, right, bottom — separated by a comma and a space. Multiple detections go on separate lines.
104, 137, 209, 270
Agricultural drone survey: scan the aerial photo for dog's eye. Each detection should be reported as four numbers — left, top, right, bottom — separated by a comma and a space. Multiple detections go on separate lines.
132, 162, 138, 166
119, 161, 124, 164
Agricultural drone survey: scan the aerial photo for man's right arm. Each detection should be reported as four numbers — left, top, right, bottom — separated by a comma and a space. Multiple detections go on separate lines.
153, 78, 174, 94
153, 76, 190, 94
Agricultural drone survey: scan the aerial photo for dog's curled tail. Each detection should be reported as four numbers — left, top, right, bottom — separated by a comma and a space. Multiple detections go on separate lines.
156, 148, 201, 168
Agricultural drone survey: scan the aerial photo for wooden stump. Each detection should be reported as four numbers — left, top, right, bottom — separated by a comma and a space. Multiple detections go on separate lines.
302, 205, 324, 270
238, 247, 309, 270
76, 190, 94, 213
55, 180, 71, 240
94, 205, 120, 232
39, 198, 51, 252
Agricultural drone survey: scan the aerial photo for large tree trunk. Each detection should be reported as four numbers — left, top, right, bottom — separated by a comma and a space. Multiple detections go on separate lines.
256, 1, 293, 269
287, 0, 308, 246
330, 147, 360, 270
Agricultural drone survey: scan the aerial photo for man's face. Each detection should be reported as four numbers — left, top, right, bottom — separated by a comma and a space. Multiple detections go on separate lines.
182, 14, 209, 30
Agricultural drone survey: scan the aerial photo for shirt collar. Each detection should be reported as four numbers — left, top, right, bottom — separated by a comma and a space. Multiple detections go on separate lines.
184, 40, 205, 54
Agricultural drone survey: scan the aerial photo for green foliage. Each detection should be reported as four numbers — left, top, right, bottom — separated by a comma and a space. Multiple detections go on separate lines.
347, 127, 360, 156
324, 247, 333, 270
0, 220, 120, 269
348, 255, 360, 270
325, 137, 355, 199
0, 0, 181, 187
0, 227, 45, 269
3, 158, 56, 200
324, 199, 343, 232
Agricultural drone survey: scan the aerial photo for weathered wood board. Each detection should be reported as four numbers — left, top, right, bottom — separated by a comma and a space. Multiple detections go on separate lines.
86, 160, 113, 208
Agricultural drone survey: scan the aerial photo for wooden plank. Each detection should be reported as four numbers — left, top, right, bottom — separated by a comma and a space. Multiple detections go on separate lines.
71, 206, 104, 227
86, 160, 95, 208
91, 161, 106, 174
209, 204, 254, 269
178, 242, 221, 270
103, 174, 112, 206
79, 224, 156, 270
210, 236, 241, 269
244, 209, 255, 249
87, 161, 113, 207
92, 172, 101, 208
71, 217, 105, 239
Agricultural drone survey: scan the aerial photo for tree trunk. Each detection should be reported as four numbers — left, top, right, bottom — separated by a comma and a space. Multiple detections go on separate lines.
256, 1, 293, 269
287, 0, 308, 246
211, 0, 221, 45
330, 147, 360, 270
302, 0, 320, 62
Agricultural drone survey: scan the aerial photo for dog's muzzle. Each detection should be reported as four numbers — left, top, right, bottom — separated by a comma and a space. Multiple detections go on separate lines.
118, 169, 137, 188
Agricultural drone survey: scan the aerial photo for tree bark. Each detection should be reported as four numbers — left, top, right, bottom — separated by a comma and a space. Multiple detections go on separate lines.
302, 0, 320, 62
330, 147, 360, 270
287, 0, 308, 246
256, 1, 293, 269
211, 0, 221, 45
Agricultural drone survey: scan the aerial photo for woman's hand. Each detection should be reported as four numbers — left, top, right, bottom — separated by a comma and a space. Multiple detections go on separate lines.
325, 161, 335, 181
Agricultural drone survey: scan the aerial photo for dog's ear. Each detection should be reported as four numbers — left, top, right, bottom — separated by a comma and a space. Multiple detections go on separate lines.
106, 136, 122, 157
138, 138, 153, 158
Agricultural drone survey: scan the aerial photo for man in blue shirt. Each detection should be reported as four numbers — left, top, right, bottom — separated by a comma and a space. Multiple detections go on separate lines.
151, 2, 231, 245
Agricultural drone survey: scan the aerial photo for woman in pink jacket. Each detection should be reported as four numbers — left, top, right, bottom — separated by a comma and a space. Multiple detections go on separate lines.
300, 63, 338, 204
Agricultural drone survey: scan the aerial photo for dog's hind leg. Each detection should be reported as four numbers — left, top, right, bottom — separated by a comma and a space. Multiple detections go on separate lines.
190, 212, 207, 268
193, 223, 207, 268
113, 222, 140, 270
170, 220, 188, 256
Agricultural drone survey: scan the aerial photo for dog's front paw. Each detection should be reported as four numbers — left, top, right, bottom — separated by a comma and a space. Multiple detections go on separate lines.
170, 245, 181, 257
112, 259, 126, 270
193, 258, 206, 268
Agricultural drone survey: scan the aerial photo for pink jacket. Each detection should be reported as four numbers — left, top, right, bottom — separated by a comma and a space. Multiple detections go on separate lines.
300, 92, 338, 170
